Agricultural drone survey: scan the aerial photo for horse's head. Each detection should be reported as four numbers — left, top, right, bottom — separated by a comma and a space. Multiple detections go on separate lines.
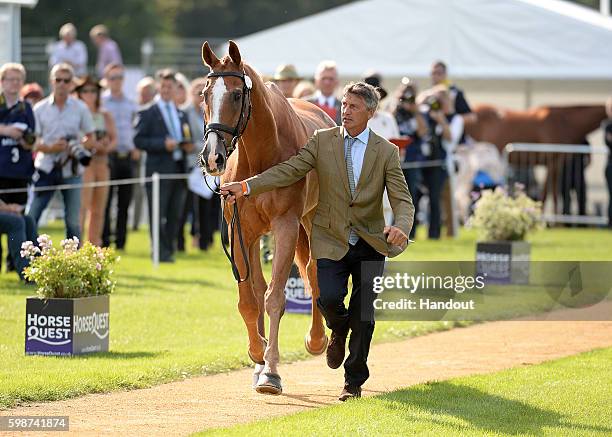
199, 40, 253, 176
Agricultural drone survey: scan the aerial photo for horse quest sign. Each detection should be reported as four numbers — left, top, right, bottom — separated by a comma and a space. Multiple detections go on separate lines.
285, 264, 312, 314
25, 295, 109, 356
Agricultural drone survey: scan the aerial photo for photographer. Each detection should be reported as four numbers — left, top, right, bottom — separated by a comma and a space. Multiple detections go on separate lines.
417, 86, 463, 239
0, 63, 35, 207
391, 77, 427, 238
76, 75, 117, 246
27, 63, 95, 240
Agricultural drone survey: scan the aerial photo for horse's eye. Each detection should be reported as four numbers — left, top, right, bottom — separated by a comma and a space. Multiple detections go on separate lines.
234, 92, 242, 102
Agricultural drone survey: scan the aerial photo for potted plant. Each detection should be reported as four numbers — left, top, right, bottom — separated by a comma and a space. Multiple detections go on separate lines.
470, 185, 542, 284
21, 235, 118, 356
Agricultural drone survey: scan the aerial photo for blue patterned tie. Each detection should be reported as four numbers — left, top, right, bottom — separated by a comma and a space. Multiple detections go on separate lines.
345, 136, 359, 245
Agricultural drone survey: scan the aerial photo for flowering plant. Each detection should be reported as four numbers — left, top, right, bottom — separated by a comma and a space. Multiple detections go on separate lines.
21, 235, 119, 299
469, 185, 543, 241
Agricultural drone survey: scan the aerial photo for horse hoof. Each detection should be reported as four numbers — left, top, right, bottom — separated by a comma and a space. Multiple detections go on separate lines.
255, 372, 282, 395
248, 338, 267, 365
252, 363, 265, 388
304, 333, 328, 356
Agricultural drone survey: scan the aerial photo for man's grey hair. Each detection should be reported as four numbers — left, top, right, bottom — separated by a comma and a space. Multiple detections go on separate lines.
59, 23, 77, 39
342, 81, 380, 112
49, 62, 74, 80
314, 60, 337, 79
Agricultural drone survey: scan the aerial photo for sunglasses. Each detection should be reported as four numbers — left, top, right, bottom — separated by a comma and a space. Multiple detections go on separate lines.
399, 96, 415, 104
55, 77, 72, 84
108, 75, 124, 81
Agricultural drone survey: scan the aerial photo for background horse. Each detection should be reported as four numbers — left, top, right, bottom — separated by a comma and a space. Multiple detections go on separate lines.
199, 41, 335, 395
464, 104, 606, 211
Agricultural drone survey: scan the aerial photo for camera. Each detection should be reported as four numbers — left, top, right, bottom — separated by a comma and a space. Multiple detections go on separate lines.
400, 93, 416, 105
22, 128, 37, 146
64, 134, 92, 166
425, 95, 442, 112
94, 129, 107, 141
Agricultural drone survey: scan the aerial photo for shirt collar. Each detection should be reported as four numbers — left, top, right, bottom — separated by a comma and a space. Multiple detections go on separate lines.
315, 90, 335, 106
344, 126, 370, 145
155, 95, 176, 110
49, 94, 75, 107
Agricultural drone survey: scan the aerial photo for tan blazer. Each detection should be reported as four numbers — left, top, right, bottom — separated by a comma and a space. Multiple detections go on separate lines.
247, 126, 414, 260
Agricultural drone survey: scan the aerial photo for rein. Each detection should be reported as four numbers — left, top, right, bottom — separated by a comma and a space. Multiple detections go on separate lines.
201, 69, 253, 284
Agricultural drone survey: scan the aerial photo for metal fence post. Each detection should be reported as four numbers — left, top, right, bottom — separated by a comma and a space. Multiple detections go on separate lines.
152, 172, 160, 268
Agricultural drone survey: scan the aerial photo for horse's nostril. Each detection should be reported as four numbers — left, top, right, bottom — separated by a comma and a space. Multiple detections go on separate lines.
215, 154, 225, 166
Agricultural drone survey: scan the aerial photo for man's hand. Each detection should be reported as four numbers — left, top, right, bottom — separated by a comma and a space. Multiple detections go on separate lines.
220, 182, 245, 205
0, 203, 24, 214
46, 138, 68, 153
0, 126, 24, 140
165, 137, 178, 152
384, 225, 408, 248
131, 148, 141, 161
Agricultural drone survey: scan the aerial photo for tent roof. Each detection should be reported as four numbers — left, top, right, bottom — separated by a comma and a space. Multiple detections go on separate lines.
232, 0, 612, 79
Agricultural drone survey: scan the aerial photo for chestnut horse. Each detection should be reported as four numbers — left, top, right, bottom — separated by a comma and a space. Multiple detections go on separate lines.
199, 41, 335, 395
465, 104, 606, 210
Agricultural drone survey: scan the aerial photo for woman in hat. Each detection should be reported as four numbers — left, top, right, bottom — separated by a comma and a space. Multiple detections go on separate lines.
272, 64, 301, 98
75, 75, 117, 246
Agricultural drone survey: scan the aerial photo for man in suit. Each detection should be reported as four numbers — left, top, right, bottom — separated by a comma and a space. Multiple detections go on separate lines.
307, 61, 342, 125
134, 69, 193, 262
222, 82, 414, 401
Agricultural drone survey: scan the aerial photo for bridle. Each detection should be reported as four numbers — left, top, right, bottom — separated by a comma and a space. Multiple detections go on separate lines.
202, 70, 253, 159
200, 69, 254, 284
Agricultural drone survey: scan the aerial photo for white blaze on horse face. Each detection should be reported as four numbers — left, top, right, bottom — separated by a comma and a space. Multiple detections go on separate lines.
208, 77, 228, 170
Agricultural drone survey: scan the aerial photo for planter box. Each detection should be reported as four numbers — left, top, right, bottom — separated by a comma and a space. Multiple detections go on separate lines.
476, 241, 530, 284
284, 264, 312, 314
25, 295, 109, 356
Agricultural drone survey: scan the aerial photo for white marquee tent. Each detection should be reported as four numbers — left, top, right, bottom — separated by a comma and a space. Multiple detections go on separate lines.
0, 0, 38, 64
232, 0, 612, 80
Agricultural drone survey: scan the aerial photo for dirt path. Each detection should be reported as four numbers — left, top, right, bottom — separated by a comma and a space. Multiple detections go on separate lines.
2, 304, 612, 436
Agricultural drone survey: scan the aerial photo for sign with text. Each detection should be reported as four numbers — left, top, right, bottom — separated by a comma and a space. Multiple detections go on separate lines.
284, 264, 312, 314
25, 295, 109, 356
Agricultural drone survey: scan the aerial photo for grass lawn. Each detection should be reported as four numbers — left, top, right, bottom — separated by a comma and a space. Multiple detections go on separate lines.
198, 347, 612, 437
1, 225, 611, 409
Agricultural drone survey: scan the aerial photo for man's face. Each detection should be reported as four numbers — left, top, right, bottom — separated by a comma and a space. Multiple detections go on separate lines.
430, 65, 446, 85
1, 70, 24, 96
191, 83, 205, 107
275, 79, 298, 98
315, 68, 338, 97
158, 78, 176, 102
51, 71, 73, 98
105, 67, 124, 93
341, 92, 373, 133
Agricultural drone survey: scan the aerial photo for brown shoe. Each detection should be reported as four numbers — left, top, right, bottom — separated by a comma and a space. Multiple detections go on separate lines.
339, 384, 361, 401
326, 329, 348, 369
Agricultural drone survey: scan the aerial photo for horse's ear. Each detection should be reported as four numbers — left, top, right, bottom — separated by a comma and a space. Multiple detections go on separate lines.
228, 40, 242, 66
202, 41, 220, 68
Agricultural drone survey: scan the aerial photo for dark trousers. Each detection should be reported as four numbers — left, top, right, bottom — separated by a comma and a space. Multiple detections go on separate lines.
197, 195, 221, 250
0, 213, 37, 279
177, 184, 195, 251
560, 155, 587, 217
402, 167, 421, 239
103, 154, 134, 249
0, 177, 29, 268
422, 166, 446, 239
606, 161, 612, 227
316, 239, 385, 387
145, 173, 186, 261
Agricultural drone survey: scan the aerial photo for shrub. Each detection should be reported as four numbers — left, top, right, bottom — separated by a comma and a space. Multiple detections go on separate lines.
21, 235, 119, 299
469, 186, 543, 241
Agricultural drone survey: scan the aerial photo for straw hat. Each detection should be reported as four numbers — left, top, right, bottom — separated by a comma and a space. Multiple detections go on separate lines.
273, 64, 301, 81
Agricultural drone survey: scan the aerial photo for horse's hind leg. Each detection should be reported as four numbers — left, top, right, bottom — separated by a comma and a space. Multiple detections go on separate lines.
255, 215, 298, 395
295, 224, 327, 355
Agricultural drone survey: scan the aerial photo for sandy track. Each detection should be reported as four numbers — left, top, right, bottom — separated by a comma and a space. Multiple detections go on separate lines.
2, 304, 611, 436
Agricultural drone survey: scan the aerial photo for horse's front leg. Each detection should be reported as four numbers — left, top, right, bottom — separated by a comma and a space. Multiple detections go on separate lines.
255, 214, 299, 395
